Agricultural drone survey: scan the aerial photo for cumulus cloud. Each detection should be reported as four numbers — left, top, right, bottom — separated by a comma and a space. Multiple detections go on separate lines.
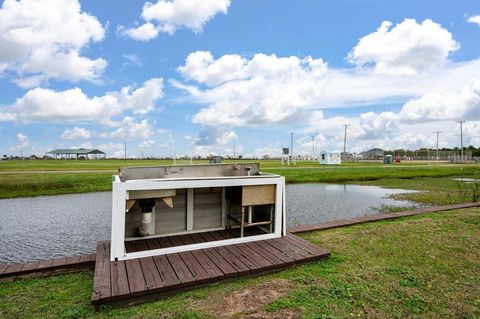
61, 127, 92, 140
468, 15, 480, 26
0, 0, 107, 87
11, 133, 29, 151
98, 142, 125, 158
195, 126, 237, 146
138, 139, 155, 151
399, 79, 480, 122
176, 51, 328, 126
121, 0, 230, 41
0, 78, 163, 125
104, 117, 154, 139
357, 112, 398, 139
174, 49, 480, 127
348, 19, 459, 75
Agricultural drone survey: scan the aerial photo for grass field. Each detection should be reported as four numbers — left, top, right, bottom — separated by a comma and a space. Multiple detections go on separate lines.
1, 207, 478, 318
1, 159, 480, 199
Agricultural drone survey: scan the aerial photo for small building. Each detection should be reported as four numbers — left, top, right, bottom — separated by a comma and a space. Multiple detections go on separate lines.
46, 148, 106, 160
383, 154, 393, 164
359, 148, 385, 160
319, 151, 341, 165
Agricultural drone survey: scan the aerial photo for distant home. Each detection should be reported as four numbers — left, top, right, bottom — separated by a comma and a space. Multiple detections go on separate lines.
359, 148, 385, 160
46, 148, 106, 160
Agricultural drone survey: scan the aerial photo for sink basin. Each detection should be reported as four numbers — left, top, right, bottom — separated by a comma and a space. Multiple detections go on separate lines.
119, 163, 262, 181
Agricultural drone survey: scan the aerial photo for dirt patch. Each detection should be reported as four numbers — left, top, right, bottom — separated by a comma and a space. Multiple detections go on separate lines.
193, 279, 299, 318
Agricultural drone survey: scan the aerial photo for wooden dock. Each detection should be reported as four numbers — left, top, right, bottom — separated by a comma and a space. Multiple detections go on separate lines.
0, 253, 95, 282
287, 202, 480, 234
92, 232, 330, 307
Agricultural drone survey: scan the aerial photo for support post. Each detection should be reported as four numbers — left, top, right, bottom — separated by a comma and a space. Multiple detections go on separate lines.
186, 188, 194, 231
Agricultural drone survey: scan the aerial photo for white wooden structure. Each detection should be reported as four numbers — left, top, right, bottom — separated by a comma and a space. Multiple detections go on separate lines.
319, 151, 341, 165
110, 163, 286, 261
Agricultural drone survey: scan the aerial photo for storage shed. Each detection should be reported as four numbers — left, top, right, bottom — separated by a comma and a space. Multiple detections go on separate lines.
319, 151, 341, 165
110, 163, 286, 261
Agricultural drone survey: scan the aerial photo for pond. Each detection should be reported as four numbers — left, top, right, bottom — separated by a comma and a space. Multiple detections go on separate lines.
0, 184, 418, 263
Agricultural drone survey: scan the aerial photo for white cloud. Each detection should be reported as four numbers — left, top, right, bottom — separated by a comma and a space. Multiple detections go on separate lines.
121, 23, 160, 42
61, 127, 92, 140
138, 139, 155, 151
399, 79, 480, 122
73, 141, 93, 149
176, 51, 328, 126
122, 54, 143, 67
0, 78, 163, 125
468, 15, 480, 26
195, 126, 237, 146
106, 117, 154, 140
175, 49, 480, 127
348, 19, 459, 75
11, 133, 29, 151
98, 142, 125, 158
0, 0, 106, 87
357, 111, 398, 139
121, 0, 230, 40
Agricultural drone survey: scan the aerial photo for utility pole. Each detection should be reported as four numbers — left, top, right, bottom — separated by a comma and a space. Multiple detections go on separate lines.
311, 134, 316, 161
457, 120, 466, 162
433, 131, 442, 161
290, 132, 294, 165
123, 142, 127, 163
343, 124, 351, 162
233, 144, 236, 161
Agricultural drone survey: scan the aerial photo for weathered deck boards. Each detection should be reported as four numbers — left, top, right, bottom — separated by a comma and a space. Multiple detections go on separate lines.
125, 228, 263, 253
0, 253, 95, 282
287, 201, 480, 234
92, 233, 329, 308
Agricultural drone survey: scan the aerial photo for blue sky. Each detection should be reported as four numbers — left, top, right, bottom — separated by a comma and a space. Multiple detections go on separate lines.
1, 0, 480, 158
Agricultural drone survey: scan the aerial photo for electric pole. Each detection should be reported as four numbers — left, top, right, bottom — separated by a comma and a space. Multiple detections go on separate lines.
290, 132, 294, 164
311, 134, 316, 161
457, 120, 466, 162
123, 142, 127, 163
343, 124, 351, 161
433, 131, 442, 161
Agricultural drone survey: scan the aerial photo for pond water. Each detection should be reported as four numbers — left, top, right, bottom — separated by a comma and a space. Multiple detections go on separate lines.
0, 184, 417, 263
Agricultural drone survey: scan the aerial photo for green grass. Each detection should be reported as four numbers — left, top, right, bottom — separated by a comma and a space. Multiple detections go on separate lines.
1, 208, 479, 318
1, 159, 480, 199
0, 173, 113, 198
356, 177, 480, 206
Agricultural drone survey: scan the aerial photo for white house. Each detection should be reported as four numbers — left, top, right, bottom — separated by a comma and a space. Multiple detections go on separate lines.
319, 151, 341, 165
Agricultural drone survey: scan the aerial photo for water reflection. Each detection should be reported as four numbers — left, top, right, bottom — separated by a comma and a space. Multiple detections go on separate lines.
286, 183, 417, 226
0, 184, 417, 263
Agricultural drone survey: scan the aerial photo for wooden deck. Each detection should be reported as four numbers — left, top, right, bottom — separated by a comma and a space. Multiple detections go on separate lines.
125, 228, 264, 253
287, 202, 480, 234
0, 253, 95, 282
92, 233, 330, 307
